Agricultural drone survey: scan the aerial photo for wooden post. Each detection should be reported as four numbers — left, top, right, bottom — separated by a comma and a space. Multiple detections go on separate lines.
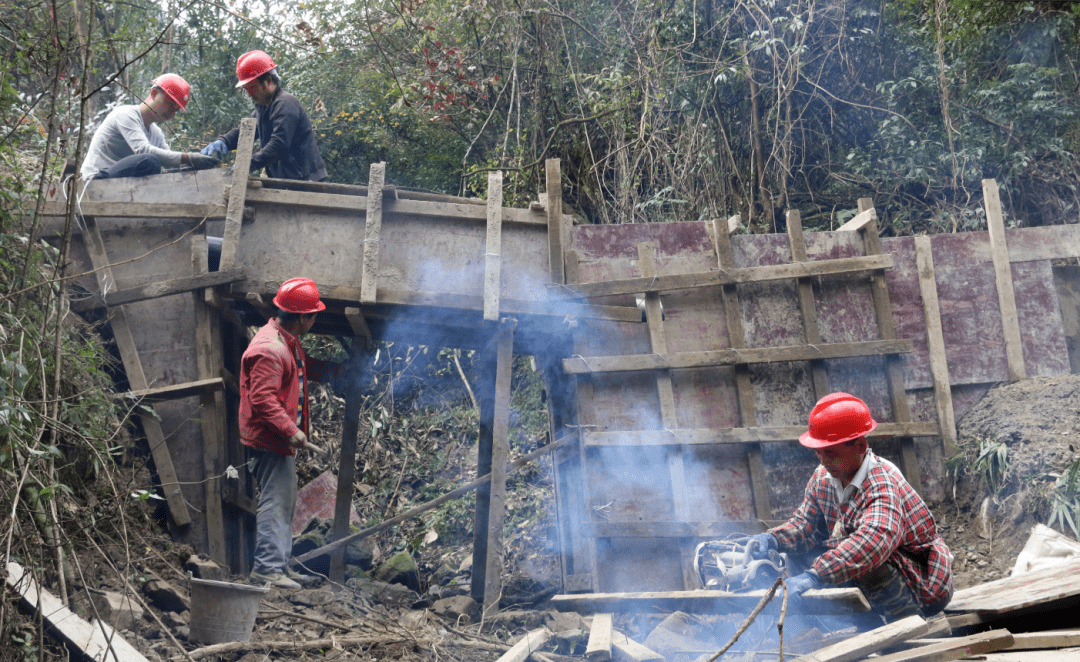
712, 217, 772, 522
484, 171, 504, 321
848, 198, 923, 495
787, 209, 830, 398
218, 118, 256, 271
546, 159, 565, 285
361, 162, 386, 304
329, 374, 362, 589
637, 243, 695, 590
471, 319, 516, 613
80, 215, 191, 526
914, 237, 957, 450
344, 307, 372, 346
192, 237, 227, 563
982, 178, 1026, 381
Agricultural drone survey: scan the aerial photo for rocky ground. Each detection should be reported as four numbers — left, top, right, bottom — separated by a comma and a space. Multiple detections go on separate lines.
14, 373, 1080, 661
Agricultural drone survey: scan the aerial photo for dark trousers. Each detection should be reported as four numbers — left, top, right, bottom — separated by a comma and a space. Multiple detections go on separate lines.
93, 154, 162, 180
792, 550, 953, 623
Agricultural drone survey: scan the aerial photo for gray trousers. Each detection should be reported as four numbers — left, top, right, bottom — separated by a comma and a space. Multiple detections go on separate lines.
249, 449, 297, 574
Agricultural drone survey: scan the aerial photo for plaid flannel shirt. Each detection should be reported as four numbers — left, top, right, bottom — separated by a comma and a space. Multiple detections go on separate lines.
768, 451, 953, 607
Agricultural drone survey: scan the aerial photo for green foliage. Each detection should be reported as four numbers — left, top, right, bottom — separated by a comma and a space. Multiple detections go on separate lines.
1046, 456, 1080, 539
972, 438, 1009, 495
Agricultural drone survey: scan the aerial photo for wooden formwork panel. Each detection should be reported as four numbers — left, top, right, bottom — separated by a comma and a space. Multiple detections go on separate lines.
562, 220, 1077, 593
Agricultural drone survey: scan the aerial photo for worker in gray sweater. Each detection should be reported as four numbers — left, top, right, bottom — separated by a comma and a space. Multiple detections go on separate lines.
80, 74, 219, 180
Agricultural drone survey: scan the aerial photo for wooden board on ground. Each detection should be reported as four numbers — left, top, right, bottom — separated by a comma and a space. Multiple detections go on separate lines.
944, 558, 1080, 614
7, 562, 149, 662
869, 629, 1013, 662
794, 615, 928, 662
550, 588, 870, 614
586, 613, 614, 661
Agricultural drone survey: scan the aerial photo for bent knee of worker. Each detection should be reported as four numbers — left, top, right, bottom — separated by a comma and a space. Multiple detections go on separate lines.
97, 154, 163, 179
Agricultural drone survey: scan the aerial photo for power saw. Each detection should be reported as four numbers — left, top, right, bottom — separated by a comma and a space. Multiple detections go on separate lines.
693, 535, 789, 592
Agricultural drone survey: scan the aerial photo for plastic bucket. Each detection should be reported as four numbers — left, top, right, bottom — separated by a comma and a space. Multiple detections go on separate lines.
188, 574, 270, 645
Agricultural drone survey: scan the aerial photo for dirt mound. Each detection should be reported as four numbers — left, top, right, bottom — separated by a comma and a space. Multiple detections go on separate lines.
935, 374, 1080, 589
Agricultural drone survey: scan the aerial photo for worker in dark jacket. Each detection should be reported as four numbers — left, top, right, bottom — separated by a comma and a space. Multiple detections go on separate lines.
202, 50, 327, 182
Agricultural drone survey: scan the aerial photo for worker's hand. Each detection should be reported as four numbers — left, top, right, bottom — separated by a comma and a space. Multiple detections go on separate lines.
187, 153, 220, 170
201, 140, 228, 158
286, 430, 307, 449
746, 532, 777, 560
785, 571, 822, 597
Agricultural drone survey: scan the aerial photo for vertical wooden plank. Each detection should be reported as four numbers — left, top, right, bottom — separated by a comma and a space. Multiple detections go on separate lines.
192, 237, 227, 564
484, 171, 504, 321
361, 162, 386, 304
712, 218, 772, 522
573, 375, 599, 592
915, 237, 958, 449
850, 199, 923, 495
471, 342, 499, 602
483, 319, 516, 615
982, 178, 1026, 381
218, 118, 256, 271
546, 159, 565, 285
786, 209, 830, 398
329, 376, 362, 589
637, 243, 695, 590
344, 307, 372, 345
80, 215, 191, 526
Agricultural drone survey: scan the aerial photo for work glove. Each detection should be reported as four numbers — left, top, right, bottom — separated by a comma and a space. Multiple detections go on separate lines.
201, 140, 228, 158
785, 571, 822, 597
187, 153, 220, 170
745, 532, 778, 560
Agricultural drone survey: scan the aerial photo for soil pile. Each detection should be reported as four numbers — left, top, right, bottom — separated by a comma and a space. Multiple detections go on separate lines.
935, 374, 1080, 589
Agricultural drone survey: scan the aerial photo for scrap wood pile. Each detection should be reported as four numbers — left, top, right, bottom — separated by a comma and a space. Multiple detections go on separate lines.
504, 556, 1080, 662
9, 537, 1080, 662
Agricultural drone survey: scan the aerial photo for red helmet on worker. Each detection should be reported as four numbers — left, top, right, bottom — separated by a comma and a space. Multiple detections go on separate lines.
799, 392, 877, 449
273, 277, 326, 314
152, 74, 190, 111
235, 50, 276, 88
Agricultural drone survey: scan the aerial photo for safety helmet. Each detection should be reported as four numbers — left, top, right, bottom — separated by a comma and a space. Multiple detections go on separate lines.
235, 50, 276, 88
273, 277, 326, 314
799, 392, 877, 449
152, 74, 190, 111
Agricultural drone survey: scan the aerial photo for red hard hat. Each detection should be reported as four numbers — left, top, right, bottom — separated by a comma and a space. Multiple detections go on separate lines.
235, 50, 276, 88
799, 392, 877, 449
152, 74, 190, 111
273, 277, 326, 314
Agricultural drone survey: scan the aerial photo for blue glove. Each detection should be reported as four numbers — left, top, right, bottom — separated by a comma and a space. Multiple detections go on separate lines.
786, 571, 822, 597
745, 532, 777, 560
201, 140, 228, 158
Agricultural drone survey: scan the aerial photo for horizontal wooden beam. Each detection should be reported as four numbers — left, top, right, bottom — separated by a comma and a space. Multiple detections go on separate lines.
119, 377, 224, 402
565, 254, 894, 299
584, 520, 785, 538
582, 422, 940, 447
71, 269, 245, 312
243, 186, 554, 227
564, 339, 913, 374
551, 588, 871, 615
309, 286, 642, 323
40, 200, 226, 219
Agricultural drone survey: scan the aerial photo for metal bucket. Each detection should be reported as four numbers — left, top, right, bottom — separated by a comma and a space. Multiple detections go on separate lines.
188, 573, 269, 645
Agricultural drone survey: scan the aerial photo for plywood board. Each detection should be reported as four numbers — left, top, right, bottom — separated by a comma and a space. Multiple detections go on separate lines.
945, 558, 1080, 614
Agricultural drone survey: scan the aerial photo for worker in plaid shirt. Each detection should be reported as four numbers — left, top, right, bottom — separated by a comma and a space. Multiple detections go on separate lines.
747, 392, 953, 622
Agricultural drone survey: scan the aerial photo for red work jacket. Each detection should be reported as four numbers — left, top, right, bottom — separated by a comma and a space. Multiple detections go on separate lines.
239, 318, 335, 455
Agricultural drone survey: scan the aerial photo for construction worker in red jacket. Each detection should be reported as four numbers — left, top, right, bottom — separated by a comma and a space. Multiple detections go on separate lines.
240, 278, 339, 588
202, 50, 327, 182
747, 393, 954, 623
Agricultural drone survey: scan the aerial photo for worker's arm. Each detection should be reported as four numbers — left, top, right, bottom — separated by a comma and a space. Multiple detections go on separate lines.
216, 109, 258, 152
115, 111, 183, 168
810, 479, 904, 586
769, 467, 832, 553
242, 351, 300, 442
